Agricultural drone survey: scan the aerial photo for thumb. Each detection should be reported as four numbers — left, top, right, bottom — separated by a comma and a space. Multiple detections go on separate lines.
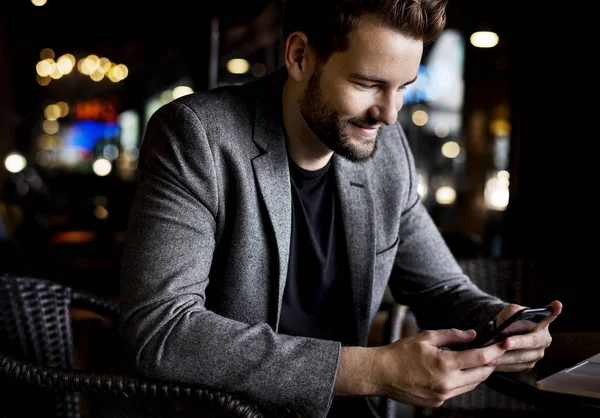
429, 328, 477, 347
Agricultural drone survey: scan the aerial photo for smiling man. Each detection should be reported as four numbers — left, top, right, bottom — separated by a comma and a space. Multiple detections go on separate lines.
284, 16, 421, 167
119, 0, 562, 417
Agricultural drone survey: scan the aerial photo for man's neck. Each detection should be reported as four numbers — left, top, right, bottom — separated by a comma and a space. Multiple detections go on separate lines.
282, 79, 333, 171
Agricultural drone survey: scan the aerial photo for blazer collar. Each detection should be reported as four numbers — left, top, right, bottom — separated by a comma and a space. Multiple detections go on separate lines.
250, 68, 376, 338
334, 156, 376, 343
250, 68, 292, 329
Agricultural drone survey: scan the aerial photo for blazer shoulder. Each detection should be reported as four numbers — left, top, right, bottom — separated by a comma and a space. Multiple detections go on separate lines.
168, 84, 254, 125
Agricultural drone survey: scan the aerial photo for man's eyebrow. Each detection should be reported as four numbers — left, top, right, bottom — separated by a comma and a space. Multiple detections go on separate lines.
350, 73, 418, 87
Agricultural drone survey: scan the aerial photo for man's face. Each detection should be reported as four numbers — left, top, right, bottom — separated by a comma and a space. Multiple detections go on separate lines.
298, 17, 423, 162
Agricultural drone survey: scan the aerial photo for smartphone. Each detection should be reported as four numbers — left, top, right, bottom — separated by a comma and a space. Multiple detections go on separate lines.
452, 307, 553, 351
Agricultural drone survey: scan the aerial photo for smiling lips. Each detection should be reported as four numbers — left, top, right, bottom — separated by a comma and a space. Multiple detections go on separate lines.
351, 122, 381, 138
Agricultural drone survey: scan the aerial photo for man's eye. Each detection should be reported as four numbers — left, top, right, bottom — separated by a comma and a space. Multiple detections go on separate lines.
355, 82, 375, 89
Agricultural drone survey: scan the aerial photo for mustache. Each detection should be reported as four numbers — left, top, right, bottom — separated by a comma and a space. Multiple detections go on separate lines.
346, 117, 381, 129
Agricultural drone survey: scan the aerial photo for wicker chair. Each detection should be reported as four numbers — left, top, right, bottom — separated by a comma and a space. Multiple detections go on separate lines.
0, 274, 266, 418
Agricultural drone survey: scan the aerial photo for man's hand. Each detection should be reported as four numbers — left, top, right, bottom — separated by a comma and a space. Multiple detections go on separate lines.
335, 328, 507, 407
487, 300, 562, 372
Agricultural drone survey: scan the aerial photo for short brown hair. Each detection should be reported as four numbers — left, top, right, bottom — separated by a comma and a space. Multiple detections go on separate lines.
283, 0, 449, 61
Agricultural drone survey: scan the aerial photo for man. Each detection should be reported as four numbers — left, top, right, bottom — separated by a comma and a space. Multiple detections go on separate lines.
119, 0, 562, 417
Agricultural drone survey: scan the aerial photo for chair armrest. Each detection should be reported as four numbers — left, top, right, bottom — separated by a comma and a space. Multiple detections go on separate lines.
70, 290, 120, 322
0, 351, 265, 418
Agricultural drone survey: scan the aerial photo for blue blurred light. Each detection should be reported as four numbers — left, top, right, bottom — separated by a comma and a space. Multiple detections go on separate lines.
64, 120, 120, 151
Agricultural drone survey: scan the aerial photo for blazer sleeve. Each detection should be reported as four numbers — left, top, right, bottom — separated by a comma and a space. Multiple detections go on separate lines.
119, 101, 340, 418
387, 123, 508, 332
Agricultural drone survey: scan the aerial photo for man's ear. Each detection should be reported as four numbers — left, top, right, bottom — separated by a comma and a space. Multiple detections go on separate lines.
284, 31, 311, 82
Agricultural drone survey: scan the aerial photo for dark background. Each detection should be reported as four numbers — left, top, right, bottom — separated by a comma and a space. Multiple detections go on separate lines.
1, 0, 597, 331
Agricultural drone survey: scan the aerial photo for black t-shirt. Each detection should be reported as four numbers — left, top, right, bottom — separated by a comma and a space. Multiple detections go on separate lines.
279, 157, 355, 345
280, 158, 375, 418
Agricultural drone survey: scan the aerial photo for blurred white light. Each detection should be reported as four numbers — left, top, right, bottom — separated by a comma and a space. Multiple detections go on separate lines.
118, 110, 140, 150
441, 141, 460, 159
497, 170, 510, 180
434, 122, 450, 138
485, 171, 510, 210
31, 0, 47, 7
4, 153, 27, 173
470, 31, 499, 48
227, 58, 250, 74
93, 158, 112, 176
487, 188, 509, 210
435, 186, 456, 205
103, 144, 119, 160
417, 171, 428, 200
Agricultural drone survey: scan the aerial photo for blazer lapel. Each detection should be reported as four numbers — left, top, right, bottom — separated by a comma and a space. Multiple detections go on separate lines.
251, 76, 292, 330
334, 156, 375, 344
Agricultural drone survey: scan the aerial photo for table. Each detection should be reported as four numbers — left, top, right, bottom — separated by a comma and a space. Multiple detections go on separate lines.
486, 331, 600, 415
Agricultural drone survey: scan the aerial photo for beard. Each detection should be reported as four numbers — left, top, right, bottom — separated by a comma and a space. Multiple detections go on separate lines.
298, 66, 381, 163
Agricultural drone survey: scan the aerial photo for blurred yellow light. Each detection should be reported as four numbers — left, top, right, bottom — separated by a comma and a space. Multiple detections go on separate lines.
90, 70, 105, 81
44, 104, 61, 121
490, 118, 511, 136
100, 57, 112, 72
36, 59, 54, 77
470, 31, 499, 48
39, 48, 54, 60
56, 101, 70, 117
116, 64, 128, 78
227, 58, 250, 74
411, 109, 428, 126
81, 56, 100, 75
36, 75, 51, 86
173, 86, 194, 100
50, 67, 63, 79
441, 141, 460, 159
56, 55, 74, 74
32, 0, 47, 6
94, 206, 109, 220
42, 119, 60, 135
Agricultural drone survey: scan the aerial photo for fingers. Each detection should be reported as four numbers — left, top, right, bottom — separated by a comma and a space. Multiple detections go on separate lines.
498, 303, 526, 322
500, 328, 551, 351
450, 343, 507, 370
455, 365, 496, 388
427, 328, 477, 347
490, 346, 544, 365
543, 300, 563, 324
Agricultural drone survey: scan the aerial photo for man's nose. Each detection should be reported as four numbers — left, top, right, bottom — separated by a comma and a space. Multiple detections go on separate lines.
370, 90, 403, 125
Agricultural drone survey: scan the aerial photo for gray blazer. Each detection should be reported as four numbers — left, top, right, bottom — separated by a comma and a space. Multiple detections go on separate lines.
119, 68, 506, 418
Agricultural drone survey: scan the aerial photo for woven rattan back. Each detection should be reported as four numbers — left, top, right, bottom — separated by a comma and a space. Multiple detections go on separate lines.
0, 274, 80, 417
0, 275, 269, 418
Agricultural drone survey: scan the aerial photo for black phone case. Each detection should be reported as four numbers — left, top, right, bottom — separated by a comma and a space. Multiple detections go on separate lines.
451, 307, 552, 351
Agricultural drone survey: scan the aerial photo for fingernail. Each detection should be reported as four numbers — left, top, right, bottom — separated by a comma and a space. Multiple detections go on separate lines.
507, 339, 515, 348
488, 359, 497, 366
